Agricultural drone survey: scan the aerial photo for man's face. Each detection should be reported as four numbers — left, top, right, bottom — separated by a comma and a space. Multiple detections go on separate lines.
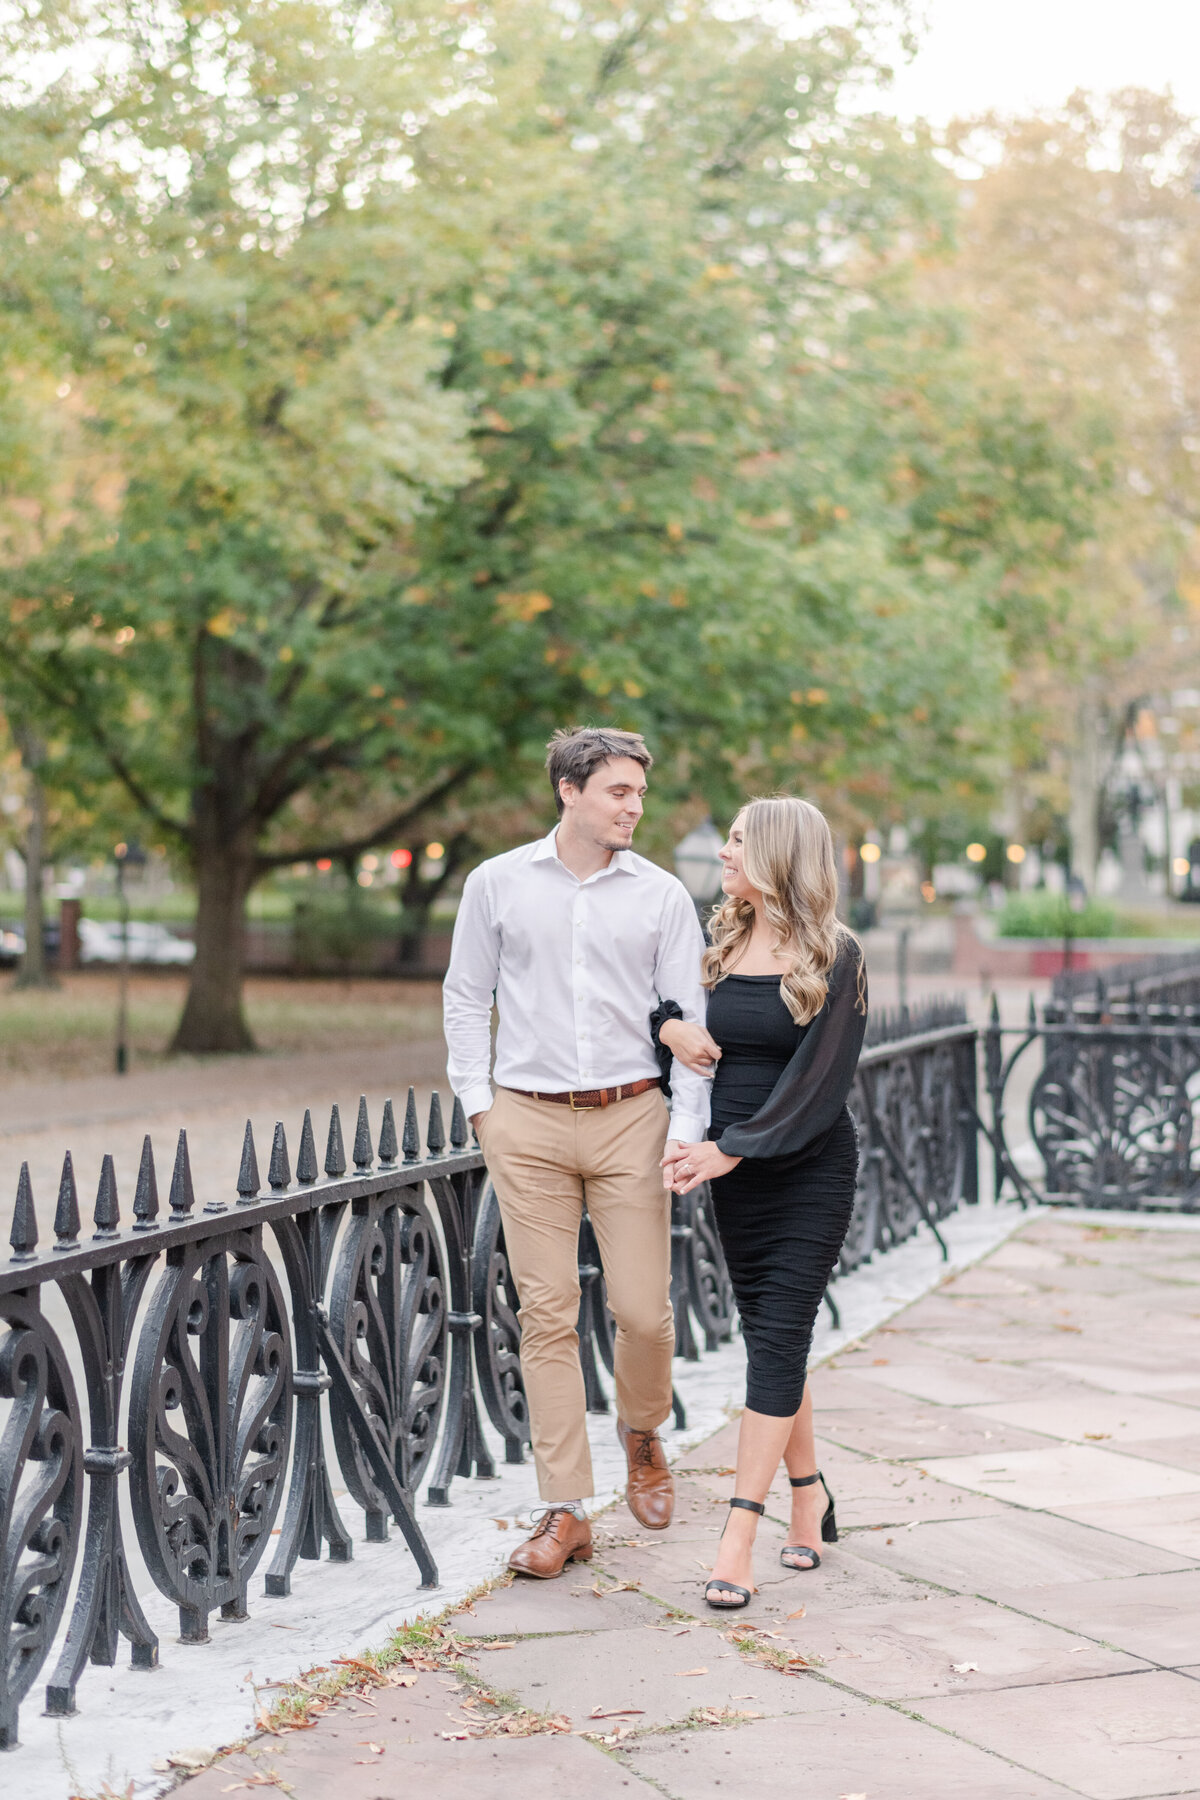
560, 756, 647, 851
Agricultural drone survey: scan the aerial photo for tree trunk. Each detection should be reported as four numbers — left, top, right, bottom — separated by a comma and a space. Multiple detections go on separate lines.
13, 730, 54, 991
170, 832, 257, 1054
1068, 689, 1102, 894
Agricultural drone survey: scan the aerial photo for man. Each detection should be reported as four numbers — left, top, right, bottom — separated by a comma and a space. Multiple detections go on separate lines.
443, 727, 711, 1577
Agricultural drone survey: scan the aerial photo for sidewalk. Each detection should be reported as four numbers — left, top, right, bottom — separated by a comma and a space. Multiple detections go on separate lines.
181, 1213, 1200, 1800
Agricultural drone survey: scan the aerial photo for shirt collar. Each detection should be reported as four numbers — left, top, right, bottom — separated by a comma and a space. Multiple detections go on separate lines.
533, 826, 638, 876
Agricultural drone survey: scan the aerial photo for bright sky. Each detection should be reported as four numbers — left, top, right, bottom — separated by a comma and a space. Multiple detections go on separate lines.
881, 0, 1200, 124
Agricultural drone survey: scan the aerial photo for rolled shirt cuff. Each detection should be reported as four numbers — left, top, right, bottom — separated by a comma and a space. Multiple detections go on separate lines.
667, 1110, 707, 1145
457, 1081, 494, 1121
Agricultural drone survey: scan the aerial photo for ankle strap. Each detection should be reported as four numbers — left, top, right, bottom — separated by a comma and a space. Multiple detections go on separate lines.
728, 1496, 765, 1515
789, 1471, 822, 1488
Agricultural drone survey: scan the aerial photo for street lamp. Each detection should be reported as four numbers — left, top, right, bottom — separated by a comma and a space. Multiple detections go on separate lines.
113, 839, 146, 1074
674, 818, 725, 912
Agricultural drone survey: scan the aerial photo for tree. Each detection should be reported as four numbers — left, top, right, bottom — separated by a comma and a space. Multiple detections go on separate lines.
0, 0, 1099, 1041
936, 91, 1200, 885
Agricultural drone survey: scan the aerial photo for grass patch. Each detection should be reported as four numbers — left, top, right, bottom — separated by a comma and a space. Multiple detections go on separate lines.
0, 974, 443, 1080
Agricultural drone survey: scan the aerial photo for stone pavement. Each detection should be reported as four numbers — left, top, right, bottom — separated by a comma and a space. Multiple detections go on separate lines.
179, 1213, 1200, 1800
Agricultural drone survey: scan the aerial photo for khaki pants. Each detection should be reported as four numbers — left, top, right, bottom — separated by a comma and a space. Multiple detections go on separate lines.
478, 1085, 674, 1501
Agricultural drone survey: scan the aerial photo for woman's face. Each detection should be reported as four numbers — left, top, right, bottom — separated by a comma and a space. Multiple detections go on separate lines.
719, 814, 760, 903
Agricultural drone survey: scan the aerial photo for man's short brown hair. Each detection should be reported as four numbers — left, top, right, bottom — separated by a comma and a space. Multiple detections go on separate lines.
546, 727, 653, 816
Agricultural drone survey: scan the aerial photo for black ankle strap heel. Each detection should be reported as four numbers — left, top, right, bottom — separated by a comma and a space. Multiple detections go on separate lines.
781, 1471, 837, 1571
704, 1497, 763, 1611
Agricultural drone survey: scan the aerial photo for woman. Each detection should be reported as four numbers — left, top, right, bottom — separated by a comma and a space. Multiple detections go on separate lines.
657, 796, 867, 1609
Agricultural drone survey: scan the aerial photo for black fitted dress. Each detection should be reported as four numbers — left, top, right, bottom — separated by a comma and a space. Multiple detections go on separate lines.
704, 943, 867, 1417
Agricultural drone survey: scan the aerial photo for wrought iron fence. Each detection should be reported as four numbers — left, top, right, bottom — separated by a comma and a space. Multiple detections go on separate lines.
987, 957, 1200, 1208
1, 1011, 980, 1747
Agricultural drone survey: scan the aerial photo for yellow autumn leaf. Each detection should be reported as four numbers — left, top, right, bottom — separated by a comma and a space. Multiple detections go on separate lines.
207, 607, 238, 638
495, 590, 553, 622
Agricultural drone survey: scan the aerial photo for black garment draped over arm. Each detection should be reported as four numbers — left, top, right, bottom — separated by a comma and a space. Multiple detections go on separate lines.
713, 944, 867, 1161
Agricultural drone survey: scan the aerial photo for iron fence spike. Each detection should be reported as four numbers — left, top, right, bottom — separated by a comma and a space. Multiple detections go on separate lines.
94, 1154, 120, 1238
268, 1121, 291, 1190
169, 1129, 195, 1215
133, 1136, 159, 1228
10, 1162, 37, 1260
450, 1094, 468, 1149
237, 1120, 260, 1198
296, 1109, 318, 1184
989, 991, 1000, 1025
353, 1095, 373, 1170
325, 1104, 346, 1177
378, 1099, 398, 1166
426, 1091, 446, 1157
1028, 991, 1037, 1026
54, 1150, 81, 1245
402, 1087, 421, 1162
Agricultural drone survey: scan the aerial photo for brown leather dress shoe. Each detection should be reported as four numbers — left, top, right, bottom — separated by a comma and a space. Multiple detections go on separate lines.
618, 1418, 675, 1531
507, 1507, 593, 1579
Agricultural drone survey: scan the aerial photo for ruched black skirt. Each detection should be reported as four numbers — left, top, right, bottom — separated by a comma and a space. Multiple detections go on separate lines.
708, 1108, 858, 1416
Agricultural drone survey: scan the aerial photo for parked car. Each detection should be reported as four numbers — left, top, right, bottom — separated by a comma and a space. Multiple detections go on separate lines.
78, 918, 196, 966
0, 918, 62, 966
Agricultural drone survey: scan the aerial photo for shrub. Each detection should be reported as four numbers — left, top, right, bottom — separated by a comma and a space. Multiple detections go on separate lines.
995, 891, 1117, 939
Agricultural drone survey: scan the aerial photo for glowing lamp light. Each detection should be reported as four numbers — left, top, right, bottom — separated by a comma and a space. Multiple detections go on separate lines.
425, 842, 445, 861
357, 872, 373, 887
965, 843, 987, 863
361, 853, 379, 872
316, 857, 333, 872
1006, 844, 1026, 864
921, 881, 936, 903
391, 847, 413, 869
1174, 856, 1191, 878
859, 842, 882, 864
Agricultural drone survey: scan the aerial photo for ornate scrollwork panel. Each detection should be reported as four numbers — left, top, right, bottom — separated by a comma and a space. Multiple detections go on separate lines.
470, 1181, 529, 1460
1031, 1027, 1200, 1200
0, 1290, 83, 1747
676, 1187, 735, 1351
129, 1228, 292, 1641
329, 1187, 447, 1535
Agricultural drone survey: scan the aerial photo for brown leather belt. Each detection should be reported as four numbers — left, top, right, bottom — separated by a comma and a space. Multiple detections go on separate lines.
508, 1077, 662, 1110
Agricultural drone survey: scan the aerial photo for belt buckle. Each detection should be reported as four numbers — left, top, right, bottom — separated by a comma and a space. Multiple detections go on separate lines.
568, 1090, 598, 1110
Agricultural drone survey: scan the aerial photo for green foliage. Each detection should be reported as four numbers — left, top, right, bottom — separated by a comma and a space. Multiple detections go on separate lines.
995, 892, 1117, 939
0, 0, 1115, 1043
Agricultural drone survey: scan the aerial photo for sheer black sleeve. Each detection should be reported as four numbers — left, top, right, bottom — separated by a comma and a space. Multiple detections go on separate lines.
714, 945, 867, 1161
649, 999, 684, 1101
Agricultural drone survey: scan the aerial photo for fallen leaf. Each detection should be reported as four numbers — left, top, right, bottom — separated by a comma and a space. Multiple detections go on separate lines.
872, 1357, 889, 1365
951, 1661, 979, 1674
1083, 1432, 1111, 1441
493, 1518, 511, 1529
385, 1670, 418, 1688
440, 1730, 472, 1741
476, 1640, 518, 1651
674, 1667, 709, 1676
358, 1742, 384, 1755
1067, 1646, 1090, 1654
589, 1706, 646, 1719
787, 1606, 807, 1619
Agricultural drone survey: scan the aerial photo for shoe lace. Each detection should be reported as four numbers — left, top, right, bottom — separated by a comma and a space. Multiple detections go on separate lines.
630, 1430, 659, 1469
528, 1506, 573, 1539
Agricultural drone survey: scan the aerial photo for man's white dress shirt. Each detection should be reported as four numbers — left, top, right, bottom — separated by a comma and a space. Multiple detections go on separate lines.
443, 827, 711, 1143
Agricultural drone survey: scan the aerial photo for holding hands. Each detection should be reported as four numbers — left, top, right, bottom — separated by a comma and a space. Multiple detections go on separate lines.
662, 1138, 741, 1195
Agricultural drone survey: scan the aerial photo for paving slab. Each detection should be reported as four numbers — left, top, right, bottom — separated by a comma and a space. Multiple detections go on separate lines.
916, 1668, 1200, 1800
622, 1704, 1075, 1799
188, 1719, 651, 1800
770, 1589, 1148, 1699
1038, 1360, 1200, 1399
969, 1392, 1200, 1444
457, 1577, 669, 1638
846, 1507, 1194, 1593
811, 1402, 1051, 1461
862, 1356, 1058, 1407
987, 1569, 1200, 1666
924, 1442, 1200, 1509
470, 1623, 840, 1729
1061, 1492, 1200, 1560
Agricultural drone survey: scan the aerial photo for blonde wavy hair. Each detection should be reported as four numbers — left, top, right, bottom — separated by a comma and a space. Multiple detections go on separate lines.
701, 796, 863, 1024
